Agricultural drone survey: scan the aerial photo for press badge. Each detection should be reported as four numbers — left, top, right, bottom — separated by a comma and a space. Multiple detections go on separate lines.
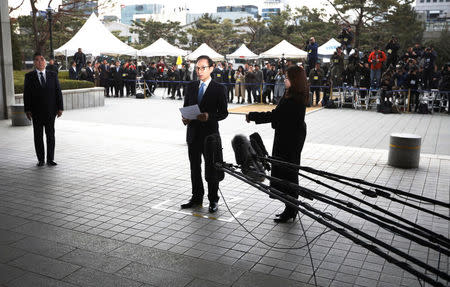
314, 76, 319, 80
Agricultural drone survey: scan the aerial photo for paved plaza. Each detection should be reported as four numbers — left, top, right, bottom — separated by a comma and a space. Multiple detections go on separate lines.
0, 91, 449, 287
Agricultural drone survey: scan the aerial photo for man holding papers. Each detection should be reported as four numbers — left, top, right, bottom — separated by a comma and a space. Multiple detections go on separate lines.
181, 55, 228, 213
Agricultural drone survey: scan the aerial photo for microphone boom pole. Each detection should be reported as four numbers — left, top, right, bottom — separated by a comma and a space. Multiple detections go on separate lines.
217, 163, 446, 287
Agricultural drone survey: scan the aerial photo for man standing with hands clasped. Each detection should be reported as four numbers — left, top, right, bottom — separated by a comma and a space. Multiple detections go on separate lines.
24, 52, 63, 167
181, 55, 228, 213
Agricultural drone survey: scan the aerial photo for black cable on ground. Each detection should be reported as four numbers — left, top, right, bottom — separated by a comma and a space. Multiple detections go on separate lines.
218, 187, 332, 251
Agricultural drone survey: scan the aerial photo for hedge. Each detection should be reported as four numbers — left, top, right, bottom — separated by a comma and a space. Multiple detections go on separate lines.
14, 70, 94, 94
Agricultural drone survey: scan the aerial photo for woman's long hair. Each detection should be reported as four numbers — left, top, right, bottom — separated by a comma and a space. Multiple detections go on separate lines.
285, 65, 309, 105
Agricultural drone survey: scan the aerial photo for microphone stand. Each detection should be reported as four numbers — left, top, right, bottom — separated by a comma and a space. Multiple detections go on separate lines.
217, 163, 447, 287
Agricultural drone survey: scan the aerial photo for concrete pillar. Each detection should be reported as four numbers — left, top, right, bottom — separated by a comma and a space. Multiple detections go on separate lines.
0, 2, 15, 120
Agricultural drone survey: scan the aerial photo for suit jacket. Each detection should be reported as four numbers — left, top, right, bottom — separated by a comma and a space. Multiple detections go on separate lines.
23, 70, 63, 120
69, 67, 78, 80
111, 67, 124, 83
248, 95, 307, 186
183, 79, 228, 144
86, 67, 95, 82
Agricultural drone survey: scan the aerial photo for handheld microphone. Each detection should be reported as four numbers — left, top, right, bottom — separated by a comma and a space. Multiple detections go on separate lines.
204, 134, 225, 182
231, 135, 266, 182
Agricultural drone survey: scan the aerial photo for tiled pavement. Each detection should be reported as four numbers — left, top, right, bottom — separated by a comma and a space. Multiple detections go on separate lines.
0, 90, 449, 287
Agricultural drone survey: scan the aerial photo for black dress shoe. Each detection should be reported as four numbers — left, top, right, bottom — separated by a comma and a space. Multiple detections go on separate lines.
274, 212, 297, 223
180, 200, 202, 209
36, 161, 45, 167
209, 202, 218, 213
47, 161, 58, 166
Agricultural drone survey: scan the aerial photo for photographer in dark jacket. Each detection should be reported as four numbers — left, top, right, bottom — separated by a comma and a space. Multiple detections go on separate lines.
73, 48, 86, 74
212, 62, 224, 83
422, 47, 436, 90
306, 37, 318, 75
405, 67, 420, 112
247, 65, 309, 223
347, 49, 360, 86
385, 36, 400, 69
338, 25, 354, 56
309, 62, 324, 106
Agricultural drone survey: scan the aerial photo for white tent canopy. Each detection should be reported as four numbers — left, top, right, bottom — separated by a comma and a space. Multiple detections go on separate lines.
55, 13, 137, 57
138, 38, 187, 57
259, 40, 307, 59
226, 44, 258, 59
186, 43, 224, 61
318, 38, 341, 56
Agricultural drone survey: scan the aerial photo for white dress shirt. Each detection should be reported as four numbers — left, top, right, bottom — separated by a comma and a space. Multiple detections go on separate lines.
199, 77, 212, 96
36, 69, 46, 86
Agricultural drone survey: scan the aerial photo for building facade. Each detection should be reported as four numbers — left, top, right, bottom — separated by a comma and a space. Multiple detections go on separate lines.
415, 0, 450, 39
120, 3, 164, 25
261, 0, 288, 20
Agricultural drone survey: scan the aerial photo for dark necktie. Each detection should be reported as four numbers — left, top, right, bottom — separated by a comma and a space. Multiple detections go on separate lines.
39, 72, 46, 87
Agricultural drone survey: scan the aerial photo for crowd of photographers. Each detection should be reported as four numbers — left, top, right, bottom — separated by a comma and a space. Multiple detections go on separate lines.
47, 36, 449, 112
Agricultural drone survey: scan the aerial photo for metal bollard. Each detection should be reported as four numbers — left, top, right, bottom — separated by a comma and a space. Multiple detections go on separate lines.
388, 133, 421, 168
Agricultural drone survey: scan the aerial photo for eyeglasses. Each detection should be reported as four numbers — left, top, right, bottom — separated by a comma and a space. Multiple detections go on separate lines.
196, 66, 210, 72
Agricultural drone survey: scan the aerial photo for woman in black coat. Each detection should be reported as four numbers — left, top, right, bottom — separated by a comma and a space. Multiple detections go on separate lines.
246, 65, 308, 223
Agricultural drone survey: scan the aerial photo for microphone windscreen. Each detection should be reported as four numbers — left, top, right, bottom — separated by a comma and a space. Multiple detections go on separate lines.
232, 134, 266, 182
231, 135, 251, 166
250, 132, 269, 157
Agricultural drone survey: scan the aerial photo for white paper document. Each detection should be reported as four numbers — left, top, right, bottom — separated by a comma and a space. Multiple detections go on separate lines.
179, 104, 201, 120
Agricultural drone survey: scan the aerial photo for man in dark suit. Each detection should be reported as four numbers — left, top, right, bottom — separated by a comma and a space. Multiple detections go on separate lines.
111, 61, 124, 97
69, 61, 78, 80
46, 58, 59, 74
181, 55, 228, 213
24, 52, 63, 167
86, 61, 95, 82
99, 60, 110, 97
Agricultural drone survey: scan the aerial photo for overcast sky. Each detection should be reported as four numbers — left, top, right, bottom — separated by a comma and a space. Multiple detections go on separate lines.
8, 0, 334, 18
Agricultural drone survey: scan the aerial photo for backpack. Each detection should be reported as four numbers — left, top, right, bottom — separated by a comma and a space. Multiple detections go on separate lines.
418, 103, 429, 114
